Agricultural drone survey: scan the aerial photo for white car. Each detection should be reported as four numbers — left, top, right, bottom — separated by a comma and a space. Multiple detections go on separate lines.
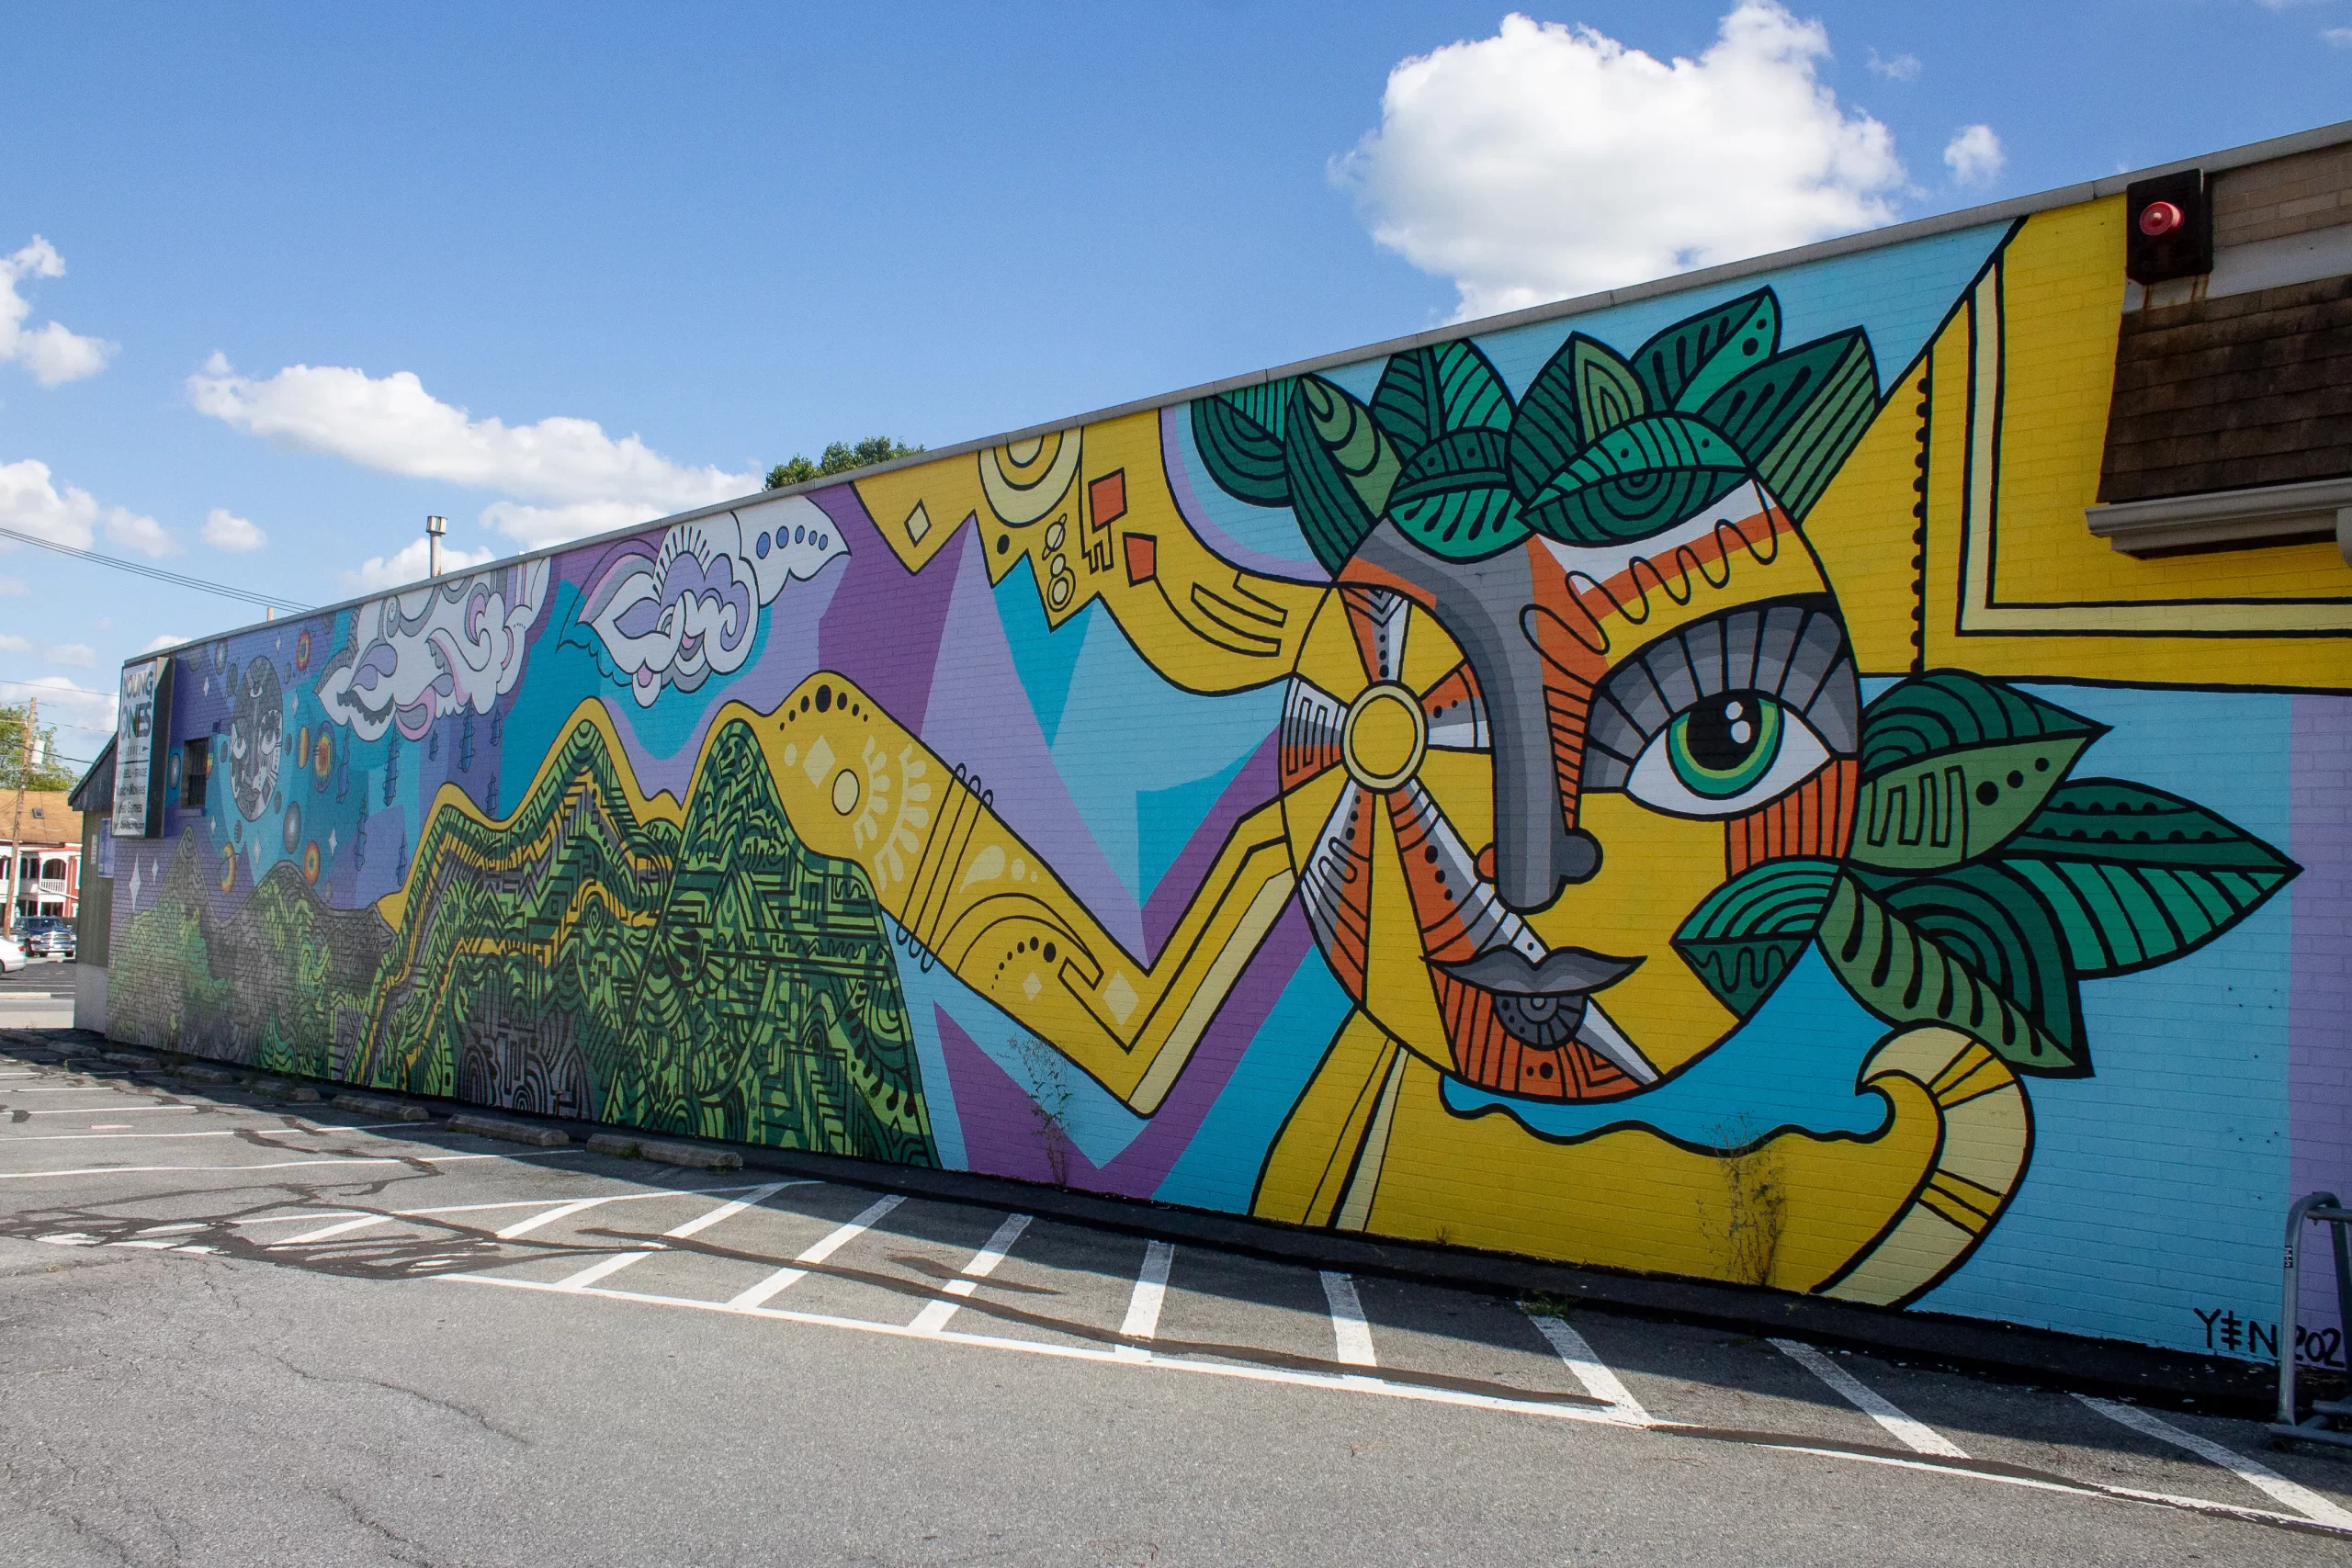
0, 936, 24, 974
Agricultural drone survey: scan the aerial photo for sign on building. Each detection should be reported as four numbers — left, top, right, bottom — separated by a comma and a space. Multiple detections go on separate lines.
111, 655, 173, 840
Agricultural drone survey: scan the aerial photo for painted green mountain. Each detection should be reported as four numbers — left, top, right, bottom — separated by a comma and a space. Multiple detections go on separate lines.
360, 713, 936, 1166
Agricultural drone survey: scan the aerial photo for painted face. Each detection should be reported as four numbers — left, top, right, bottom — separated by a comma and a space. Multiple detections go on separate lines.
228, 656, 284, 822
1280, 479, 1860, 1100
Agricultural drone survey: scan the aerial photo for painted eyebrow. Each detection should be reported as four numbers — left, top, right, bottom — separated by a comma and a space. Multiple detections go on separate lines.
1580, 599, 1859, 791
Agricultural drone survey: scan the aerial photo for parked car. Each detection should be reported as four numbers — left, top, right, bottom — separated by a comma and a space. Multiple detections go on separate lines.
0, 935, 23, 974
17, 916, 74, 960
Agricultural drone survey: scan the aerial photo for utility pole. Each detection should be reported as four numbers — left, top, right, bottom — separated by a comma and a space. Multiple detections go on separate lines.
6, 695, 31, 938
426, 514, 447, 579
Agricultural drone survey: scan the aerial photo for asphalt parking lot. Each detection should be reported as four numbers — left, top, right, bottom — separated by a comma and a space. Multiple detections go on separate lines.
3, 1032, 2349, 1567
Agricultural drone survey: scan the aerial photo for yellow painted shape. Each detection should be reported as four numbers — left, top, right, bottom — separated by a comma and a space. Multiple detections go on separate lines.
1801, 346, 1935, 677
1251, 1010, 1399, 1227
1520, 793, 1741, 1079
1348, 1047, 1939, 1292
372, 696, 684, 934
1278, 757, 1350, 882
1919, 202, 2351, 680
1396, 601, 1467, 695
1412, 749, 1495, 863
763, 673, 1294, 1112
854, 411, 1328, 695
1361, 797, 1450, 1067
1291, 588, 1369, 700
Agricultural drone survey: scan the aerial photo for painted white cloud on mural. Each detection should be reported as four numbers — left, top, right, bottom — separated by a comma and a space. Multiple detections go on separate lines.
315, 557, 552, 741
187, 355, 759, 555
1335, 5, 1905, 318
1, 237, 114, 387
575, 496, 848, 706
0, 457, 175, 557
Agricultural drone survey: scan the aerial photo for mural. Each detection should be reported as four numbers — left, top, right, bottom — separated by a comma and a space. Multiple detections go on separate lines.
107, 197, 2351, 1358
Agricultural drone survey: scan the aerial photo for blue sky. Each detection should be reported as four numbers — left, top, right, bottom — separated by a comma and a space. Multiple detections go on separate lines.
2, 1, 2346, 767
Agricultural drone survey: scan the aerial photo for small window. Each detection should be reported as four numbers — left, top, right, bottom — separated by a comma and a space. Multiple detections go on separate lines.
182, 738, 210, 810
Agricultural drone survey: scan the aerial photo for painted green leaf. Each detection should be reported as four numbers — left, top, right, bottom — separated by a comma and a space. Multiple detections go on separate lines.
1819, 871, 2085, 1076
1570, 334, 1649, 440
1861, 863, 2083, 1059
1849, 672, 2106, 871
1672, 857, 1838, 1017
1283, 375, 1402, 575
1521, 412, 1749, 545
1696, 329, 1878, 522
1372, 340, 1513, 453
1633, 288, 1781, 413
1860, 671, 2109, 776
1507, 341, 1586, 503
1190, 385, 1291, 507
1386, 427, 1530, 559
2001, 779, 2300, 976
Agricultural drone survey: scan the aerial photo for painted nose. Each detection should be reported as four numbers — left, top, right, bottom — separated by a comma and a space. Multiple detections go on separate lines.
1494, 818, 1602, 914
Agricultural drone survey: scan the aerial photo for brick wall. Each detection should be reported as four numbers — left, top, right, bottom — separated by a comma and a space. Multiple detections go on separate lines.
2212, 142, 2352, 248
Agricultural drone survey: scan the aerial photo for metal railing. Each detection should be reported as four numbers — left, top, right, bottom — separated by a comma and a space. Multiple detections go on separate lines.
2272, 1190, 2352, 1450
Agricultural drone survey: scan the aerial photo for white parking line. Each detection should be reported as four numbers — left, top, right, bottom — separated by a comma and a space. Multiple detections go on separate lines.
910, 1213, 1033, 1333
1115, 1240, 1175, 1362
21, 1104, 197, 1115
276, 1213, 400, 1247
1528, 1314, 1650, 1424
545, 1182, 798, 1290
724, 1193, 903, 1310
2075, 1393, 2352, 1527
0, 1150, 583, 1179
0, 1123, 422, 1143
1319, 1270, 1377, 1369
264, 1184, 786, 1248
1771, 1338, 1968, 1458
497, 1195, 632, 1241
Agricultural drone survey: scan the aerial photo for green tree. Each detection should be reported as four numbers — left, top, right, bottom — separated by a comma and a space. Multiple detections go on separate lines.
765, 435, 923, 491
0, 703, 81, 792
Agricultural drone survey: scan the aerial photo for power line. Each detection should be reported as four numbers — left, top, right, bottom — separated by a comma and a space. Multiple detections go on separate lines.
0, 524, 312, 612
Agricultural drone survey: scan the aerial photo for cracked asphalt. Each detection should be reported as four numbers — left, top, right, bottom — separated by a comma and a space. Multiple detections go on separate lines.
4, 1034, 2350, 1568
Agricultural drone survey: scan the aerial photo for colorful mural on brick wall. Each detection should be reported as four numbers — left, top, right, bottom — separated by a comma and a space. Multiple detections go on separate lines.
107, 197, 2352, 1359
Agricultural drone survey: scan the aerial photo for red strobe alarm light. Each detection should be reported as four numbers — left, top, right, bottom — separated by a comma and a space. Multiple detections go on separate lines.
2138, 200, 2186, 239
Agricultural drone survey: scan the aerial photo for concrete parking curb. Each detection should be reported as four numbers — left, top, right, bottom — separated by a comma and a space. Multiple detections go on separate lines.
447, 1113, 569, 1147
584, 1132, 741, 1170
332, 1093, 431, 1122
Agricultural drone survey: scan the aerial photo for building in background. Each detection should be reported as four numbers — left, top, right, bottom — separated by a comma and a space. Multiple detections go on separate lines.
89, 120, 2352, 1366
4, 789, 84, 927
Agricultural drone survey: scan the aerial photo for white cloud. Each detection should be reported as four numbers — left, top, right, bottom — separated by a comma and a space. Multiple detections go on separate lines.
344, 536, 501, 594
0, 632, 27, 651
1334, 6, 1905, 318
1866, 49, 1920, 81
47, 643, 96, 668
200, 507, 267, 552
0, 457, 176, 558
188, 355, 758, 560
1, 237, 114, 387
0, 575, 24, 596
1944, 123, 2006, 186
16, 675, 116, 734
139, 633, 188, 654
2326, 26, 2352, 46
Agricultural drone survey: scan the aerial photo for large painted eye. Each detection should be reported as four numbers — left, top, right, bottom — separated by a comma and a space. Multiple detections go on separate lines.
1625, 689, 1829, 818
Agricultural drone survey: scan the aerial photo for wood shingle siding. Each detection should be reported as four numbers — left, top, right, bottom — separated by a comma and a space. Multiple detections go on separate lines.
2099, 272, 2352, 503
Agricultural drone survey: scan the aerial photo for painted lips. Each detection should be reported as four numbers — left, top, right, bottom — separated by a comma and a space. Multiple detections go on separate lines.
1437, 946, 1660, 1086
